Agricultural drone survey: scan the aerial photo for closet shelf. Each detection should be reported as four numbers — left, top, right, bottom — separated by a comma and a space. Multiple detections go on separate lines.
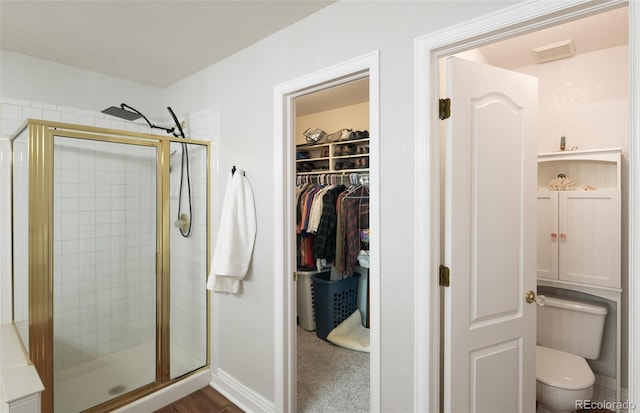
297, 138, 369, 175
297, 168, 369, 176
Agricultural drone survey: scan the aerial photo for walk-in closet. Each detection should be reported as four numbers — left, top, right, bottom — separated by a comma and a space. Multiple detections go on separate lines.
294, 78, 371, 412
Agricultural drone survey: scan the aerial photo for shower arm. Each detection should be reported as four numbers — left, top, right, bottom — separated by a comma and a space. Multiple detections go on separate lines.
120, 103, 176, 136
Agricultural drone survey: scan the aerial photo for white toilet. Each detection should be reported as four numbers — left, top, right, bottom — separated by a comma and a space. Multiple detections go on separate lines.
536, 295, 608, 413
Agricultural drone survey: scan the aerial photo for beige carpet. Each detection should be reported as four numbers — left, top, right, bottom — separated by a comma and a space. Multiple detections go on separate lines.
297, 326, 369, 412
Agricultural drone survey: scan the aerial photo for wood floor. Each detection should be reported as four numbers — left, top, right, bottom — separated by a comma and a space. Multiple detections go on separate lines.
152, 386, 614, 413
153, 386, 243, 413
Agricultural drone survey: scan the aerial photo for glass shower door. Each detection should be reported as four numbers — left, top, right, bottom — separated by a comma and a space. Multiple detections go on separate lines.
169, 140, 208, 379
52, 136, 158, 412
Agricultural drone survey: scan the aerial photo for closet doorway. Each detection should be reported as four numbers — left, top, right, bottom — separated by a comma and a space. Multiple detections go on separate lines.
295, 77, 370, 412
273, 52, 380, 413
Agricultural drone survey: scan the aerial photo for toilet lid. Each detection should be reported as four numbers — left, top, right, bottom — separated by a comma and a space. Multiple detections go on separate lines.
536, 346, 595, 390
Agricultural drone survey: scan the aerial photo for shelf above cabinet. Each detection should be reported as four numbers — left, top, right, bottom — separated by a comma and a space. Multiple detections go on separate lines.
538, 147, 621, 191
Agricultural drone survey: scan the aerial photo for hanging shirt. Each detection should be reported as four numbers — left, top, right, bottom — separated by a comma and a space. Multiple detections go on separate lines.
313, 184, 346, 260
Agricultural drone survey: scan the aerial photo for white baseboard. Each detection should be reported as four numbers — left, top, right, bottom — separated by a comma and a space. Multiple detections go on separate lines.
114, 369, 211, 413
210, 368, 274, 413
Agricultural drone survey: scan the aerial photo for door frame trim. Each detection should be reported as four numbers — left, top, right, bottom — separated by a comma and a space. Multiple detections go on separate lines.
414, 0, 636, 411
273, 51, 381, 413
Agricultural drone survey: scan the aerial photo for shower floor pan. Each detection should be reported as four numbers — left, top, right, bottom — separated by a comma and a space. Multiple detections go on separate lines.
54, 341, 155, 412
54, 341, 204, 412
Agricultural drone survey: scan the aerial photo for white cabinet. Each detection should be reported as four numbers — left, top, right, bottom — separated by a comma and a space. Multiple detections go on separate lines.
536, 148, 621, 289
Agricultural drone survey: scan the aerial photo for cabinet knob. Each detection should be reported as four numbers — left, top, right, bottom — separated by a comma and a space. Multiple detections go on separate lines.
559, 233, 567, 239
550, 233, 558, 239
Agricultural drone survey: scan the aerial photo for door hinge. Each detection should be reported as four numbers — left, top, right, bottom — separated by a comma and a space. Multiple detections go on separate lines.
293, 271, 298, 282
439, 265, 450, 287
439, 98, 451, 120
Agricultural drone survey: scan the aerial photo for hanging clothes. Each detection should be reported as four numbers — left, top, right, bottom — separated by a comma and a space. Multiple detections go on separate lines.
295, 173, 368, 276
337, 185, 369, 277
296, 181, 321, 269
313, 184, 346, 261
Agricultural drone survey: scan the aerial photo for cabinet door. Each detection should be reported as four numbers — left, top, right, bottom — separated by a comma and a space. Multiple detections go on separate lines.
559, 190, 621, 288
537, 191, 559, 280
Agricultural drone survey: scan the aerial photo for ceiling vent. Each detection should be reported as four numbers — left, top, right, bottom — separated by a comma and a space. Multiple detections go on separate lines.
532, 39, 576, 64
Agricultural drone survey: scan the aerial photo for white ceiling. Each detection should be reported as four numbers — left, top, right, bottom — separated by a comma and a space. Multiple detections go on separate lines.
0, 0, 334, 88
0, 1, 628, 92
478, 5, 628, 69
296, 5, 628, 116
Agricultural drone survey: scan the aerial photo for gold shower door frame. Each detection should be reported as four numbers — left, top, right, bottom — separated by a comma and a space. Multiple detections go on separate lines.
11, 120, 211, 413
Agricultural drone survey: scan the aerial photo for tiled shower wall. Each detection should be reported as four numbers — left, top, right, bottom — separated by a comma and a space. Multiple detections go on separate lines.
0, 98, 217, 373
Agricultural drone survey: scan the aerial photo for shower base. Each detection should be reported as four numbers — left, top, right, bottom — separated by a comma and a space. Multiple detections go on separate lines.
54, 341, 155, 413
54, 341, 206, 412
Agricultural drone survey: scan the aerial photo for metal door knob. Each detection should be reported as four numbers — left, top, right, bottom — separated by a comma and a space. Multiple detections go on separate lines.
525, 290, 546, 306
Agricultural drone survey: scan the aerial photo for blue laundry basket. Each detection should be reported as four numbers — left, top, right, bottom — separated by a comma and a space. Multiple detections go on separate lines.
312, 272, 360, 340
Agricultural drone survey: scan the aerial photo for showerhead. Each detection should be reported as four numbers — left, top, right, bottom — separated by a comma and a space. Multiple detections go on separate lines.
101, 105, 143, 121
101, 103, 181, 137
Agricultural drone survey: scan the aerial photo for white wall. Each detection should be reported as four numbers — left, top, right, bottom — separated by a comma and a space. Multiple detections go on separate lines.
516, 45, 628, 154
164, 1, 522, 410
0, 50, 165, 120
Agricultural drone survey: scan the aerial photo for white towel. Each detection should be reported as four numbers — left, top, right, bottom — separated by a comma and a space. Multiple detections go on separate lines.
207, 169, 256, 293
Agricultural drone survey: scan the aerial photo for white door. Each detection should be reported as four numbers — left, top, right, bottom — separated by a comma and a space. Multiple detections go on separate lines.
537, 191, 559, 280
443, 56, 538, 413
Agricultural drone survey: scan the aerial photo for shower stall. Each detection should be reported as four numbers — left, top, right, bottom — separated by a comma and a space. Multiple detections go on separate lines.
10, 120, 210, 413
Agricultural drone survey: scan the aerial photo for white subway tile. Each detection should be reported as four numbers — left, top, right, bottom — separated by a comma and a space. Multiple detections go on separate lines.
42, 110, 61, 122
78, 170, 96, 184
30, 101, 56, 110
79, 115, 96, 126
1, 119, 21, 137
62, 239, 80, 255
94, 211, 109, 224
78, 198, 96, 211
60, 225, 80, 242
1, 103, 22, 121
23, 107, 43, 120
79, 224, 97, 239
78, 184, 96, 198
60, 112, 79, 125
95, 223, 111, 238
78, 238, 96, 253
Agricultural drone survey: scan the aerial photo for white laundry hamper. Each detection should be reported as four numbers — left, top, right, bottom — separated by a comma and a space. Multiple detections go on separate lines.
297, 270, 327, 331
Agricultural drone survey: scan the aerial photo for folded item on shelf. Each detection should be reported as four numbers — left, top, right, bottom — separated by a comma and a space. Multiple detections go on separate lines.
304, 128, 326, 144
352, 130, 369, 140
327, 128, 353, 142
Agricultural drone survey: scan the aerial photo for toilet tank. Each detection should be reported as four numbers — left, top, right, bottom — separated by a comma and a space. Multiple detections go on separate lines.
537, 295, 608, 359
